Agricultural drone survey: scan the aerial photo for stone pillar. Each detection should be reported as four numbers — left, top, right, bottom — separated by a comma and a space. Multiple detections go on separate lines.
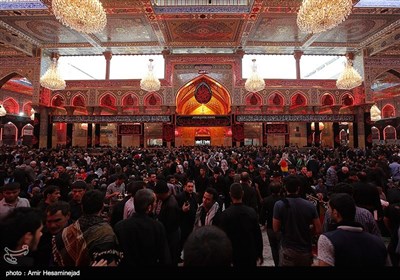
294, 50, 303, 80
333, 122, 340, 148
66, 123, 73, 148
306, 122, 312, 146
285, 134, 290, 147
94, 124, 101, 147
353, 121, 359, 148
314, 122, 321, 147
356, 105, 366, 148
86, 106, 94, 148
363, 106, 373, 149
262, 123, 267, 146
103, 51, 112, 80
47, 114, 53, 149
31, 105, 40, 149
140, 123, 144, 148
87, 123, 93, 148
39, 107, 49, 148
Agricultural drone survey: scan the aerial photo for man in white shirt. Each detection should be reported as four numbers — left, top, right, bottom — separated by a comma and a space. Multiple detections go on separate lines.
0, 182, 30, 221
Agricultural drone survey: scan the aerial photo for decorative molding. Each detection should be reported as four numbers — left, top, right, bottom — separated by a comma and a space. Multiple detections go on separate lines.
0, 20, 42, 47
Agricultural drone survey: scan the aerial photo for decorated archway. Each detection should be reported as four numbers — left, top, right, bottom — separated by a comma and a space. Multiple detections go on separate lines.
175, 75, 231, 146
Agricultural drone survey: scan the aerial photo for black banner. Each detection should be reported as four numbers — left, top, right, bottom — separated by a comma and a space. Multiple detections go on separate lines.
265, 124, 288, 134
52, 115, 172, 123
176, 115, 231, 127
118, 124, 142, 135
236, 114, 355, 123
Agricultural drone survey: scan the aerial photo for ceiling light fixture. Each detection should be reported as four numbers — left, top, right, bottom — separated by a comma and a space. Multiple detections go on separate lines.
52, 0, 107, 33
297, 0, 353, 33
0, 104, 6, 117
336, 54, 363, 90
40, 57, 66, 91
370, 104, 381, 122
140, 59, 161, 92
245, 59, 265, 92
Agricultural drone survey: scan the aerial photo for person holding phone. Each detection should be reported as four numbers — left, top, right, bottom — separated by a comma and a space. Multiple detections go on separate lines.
176, 180, 198, 262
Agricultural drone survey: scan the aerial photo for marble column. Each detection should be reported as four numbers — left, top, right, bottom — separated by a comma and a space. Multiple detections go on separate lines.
31, 105, 40, 149
86, 106, 94, 148
66, 123, 73, 148
294, 50, 303, 80
39, 107, 49, 148
103, 51, 112, 80
331, 105, 342, 148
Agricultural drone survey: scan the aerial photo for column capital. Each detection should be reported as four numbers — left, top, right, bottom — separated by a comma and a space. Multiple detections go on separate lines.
283, 105, 290, 114
236, 48, 245, 58
103, 51, 112, 61
161, 106, 168, 114
31, 104, 41, 112
293, 50, 303, 61
86, 106, 95, 116
261, 105, 268, 113
51, 52, 60, 61
162, 49, 170, 58
346, 52, 355, 61
359, 102, 374, 112
306, 106, 315, 114
331, 105, 342, 114
64, 106, 75, 115
93, 107, 102, 115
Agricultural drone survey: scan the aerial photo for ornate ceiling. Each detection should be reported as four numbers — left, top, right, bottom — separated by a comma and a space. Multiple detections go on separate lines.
0, 0, 398, 58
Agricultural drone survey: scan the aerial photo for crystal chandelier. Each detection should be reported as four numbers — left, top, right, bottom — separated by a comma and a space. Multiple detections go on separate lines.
140, 59, 161, 92
370, 104, 381, 122
30, 108, 35, 121
245, 59, 265, 92
0, 104, 6, 117
297, 0, 353, 33
40, 58, 66, 91
52, 0, 107, 34
336, 57, 363, 90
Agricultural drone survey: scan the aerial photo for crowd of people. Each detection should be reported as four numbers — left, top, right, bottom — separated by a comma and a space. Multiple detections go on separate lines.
0, 143, 399, 268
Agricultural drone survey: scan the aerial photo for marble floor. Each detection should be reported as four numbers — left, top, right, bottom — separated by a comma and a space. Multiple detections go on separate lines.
260, 226, 275, 266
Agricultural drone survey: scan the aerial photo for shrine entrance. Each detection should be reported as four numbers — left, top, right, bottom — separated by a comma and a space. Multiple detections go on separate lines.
175, 75, 232, 146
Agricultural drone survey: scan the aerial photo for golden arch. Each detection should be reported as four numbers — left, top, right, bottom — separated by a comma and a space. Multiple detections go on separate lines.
176, 75, 231, 115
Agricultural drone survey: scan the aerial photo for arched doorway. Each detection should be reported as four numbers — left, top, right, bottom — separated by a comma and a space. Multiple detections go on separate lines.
175, 75, 231, 146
